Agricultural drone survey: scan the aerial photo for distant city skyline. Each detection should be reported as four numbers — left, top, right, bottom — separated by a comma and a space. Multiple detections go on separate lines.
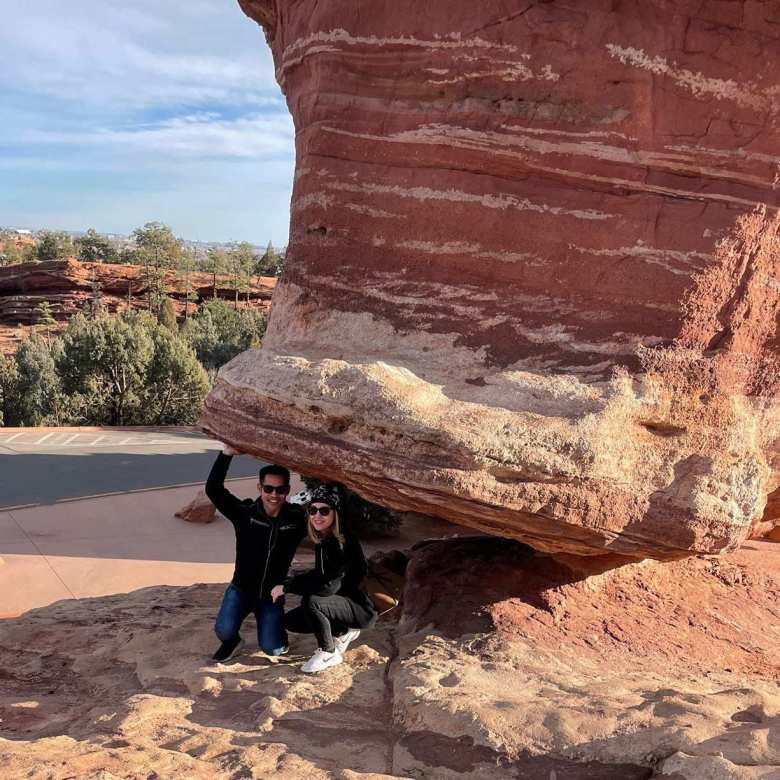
1, 223, 284, 250
0, 0, 294, 246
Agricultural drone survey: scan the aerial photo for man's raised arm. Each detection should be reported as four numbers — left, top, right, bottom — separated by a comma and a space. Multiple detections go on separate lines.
205, 446, 244, 523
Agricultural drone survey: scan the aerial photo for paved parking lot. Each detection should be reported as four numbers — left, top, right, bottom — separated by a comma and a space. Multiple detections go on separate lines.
0, 429, 261, 510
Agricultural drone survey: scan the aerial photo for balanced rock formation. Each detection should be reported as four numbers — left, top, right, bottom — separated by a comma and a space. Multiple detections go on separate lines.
202, 0, 780, 559
0, 259, 276, 353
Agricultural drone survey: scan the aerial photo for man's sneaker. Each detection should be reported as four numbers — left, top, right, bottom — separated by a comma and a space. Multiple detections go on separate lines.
211, 636, 245, 663
334, 629, 360, 655
264, 645, 289, 658
301, 648, 343, 673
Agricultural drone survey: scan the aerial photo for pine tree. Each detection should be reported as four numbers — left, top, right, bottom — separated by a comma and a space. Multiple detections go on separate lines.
158, 297, 178, 331
34, 301, 57, 343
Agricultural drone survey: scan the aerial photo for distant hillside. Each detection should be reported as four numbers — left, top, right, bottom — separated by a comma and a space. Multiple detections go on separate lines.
0, 258, 276, 354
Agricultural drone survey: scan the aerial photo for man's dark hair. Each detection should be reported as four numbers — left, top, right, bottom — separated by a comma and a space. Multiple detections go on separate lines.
259, 464, 290, 485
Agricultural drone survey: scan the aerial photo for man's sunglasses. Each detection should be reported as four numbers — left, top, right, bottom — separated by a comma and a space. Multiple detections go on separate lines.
308, 505, 332, 517
261, 484, 290, 495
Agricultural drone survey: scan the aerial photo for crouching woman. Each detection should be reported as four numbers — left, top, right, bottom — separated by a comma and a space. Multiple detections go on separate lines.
271, 484, 377, 674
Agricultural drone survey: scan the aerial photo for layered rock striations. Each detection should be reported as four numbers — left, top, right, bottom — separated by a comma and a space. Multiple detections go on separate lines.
203, 0, 780, 559
0, 259, 276, 352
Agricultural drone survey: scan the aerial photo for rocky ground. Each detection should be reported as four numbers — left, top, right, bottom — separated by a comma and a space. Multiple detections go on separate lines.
0, 535, 777, 779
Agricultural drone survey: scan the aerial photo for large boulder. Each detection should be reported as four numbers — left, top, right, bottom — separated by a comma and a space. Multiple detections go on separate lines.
202, 0, 780, 559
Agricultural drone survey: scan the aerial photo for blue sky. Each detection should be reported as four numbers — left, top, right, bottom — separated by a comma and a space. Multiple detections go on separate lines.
0, 0, 294, 245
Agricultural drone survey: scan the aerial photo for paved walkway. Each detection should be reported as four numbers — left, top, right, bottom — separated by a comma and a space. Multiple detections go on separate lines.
0, 478, 259, 617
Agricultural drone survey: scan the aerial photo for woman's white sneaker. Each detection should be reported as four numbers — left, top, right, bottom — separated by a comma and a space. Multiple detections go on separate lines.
334, 629, 361, 655
301, 648, 343, 673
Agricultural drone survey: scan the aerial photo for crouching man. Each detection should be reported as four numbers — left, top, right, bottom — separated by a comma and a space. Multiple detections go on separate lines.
205, 445, 306, 662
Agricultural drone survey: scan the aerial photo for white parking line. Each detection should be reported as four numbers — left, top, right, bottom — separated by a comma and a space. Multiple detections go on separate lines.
35, 432, 55, 445
91, 436, 105, 445
1, 433, 23, 443
63, 434, 80, 445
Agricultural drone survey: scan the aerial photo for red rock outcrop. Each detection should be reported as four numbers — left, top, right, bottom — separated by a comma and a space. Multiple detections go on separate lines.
174, 490, 217, 524
202, 0, 780, 559
0, 259, 276, 353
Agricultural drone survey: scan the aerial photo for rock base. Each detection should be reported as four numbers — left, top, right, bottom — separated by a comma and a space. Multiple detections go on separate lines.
0, 538, 777, 778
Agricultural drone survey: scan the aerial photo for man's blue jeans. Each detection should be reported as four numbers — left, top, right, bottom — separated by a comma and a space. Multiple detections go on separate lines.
214, 584, 287, 655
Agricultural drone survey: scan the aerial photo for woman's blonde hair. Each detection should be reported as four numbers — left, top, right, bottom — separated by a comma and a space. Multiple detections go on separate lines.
307, 505, 345, 545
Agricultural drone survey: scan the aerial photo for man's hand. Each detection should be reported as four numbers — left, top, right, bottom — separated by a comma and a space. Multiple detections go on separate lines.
223, 444, 240, 456
270, 584, 285, 602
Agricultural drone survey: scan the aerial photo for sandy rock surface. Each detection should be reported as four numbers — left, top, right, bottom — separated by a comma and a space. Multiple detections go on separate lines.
1, 538, 777, 779
203, 0, 780, 560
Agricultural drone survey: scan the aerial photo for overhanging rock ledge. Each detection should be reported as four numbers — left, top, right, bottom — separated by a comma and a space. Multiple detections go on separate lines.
202, 0, 780, 559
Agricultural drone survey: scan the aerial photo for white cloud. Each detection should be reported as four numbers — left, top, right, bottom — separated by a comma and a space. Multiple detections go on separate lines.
99, 113, 295, 159
0, 0, 296, 243
14, 113, 295, 161
0, 0, 279, 111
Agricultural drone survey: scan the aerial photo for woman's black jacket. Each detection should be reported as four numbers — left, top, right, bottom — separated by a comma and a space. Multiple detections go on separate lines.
285, 533, 375, 612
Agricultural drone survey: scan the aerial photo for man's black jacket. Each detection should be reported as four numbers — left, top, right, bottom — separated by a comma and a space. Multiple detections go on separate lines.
205, 452, 306, 601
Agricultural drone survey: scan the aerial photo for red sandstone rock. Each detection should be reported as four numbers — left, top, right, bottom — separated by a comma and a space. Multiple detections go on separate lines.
174, 490, 217, 524
202, 1, 780, 559
393, 536, 780, 778
751, 486, 780, 541
0, 259, 276, 353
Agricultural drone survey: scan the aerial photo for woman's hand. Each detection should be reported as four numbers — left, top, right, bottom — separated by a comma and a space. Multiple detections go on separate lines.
222, 444, 240, 456
271, 584, 285, 602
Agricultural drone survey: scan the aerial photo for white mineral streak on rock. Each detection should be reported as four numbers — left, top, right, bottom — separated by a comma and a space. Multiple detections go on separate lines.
606, 44, 780, 116
509, 322, 665, 357
500, 124, 636, 142
295, 191, 335, 210
322, 178, 613, 220
395, 239, 536, 263
283, 28, 522, 57
278, 29, 561, 84
281, 272, 658, 361
427, 60, 560, 84
299, 274, 502, 321
369, 123, 775, 191
318, 124, 774, 201
666, 144, 780, 167
525, 163, 767, 208
568, 244, 713, 277
343, 203, 405, 219
262, 283, 491, 371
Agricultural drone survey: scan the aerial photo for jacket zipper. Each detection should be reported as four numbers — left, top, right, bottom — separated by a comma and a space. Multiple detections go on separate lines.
259, 507, 278, 598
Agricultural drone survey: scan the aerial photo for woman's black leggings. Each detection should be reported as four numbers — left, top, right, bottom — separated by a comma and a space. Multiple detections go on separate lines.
285, 594, 376, 652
